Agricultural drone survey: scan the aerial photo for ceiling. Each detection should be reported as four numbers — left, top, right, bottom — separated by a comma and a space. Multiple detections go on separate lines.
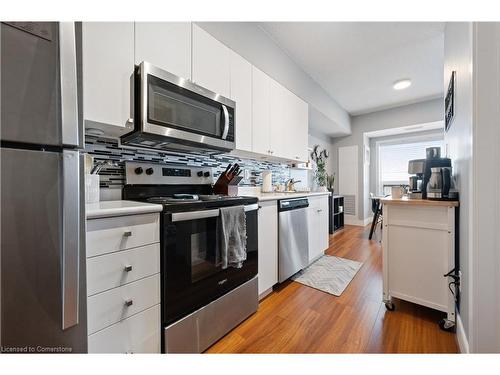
259, 22, 445, 116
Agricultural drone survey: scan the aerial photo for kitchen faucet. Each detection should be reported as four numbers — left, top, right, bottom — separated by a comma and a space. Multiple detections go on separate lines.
286, 178, 301, 192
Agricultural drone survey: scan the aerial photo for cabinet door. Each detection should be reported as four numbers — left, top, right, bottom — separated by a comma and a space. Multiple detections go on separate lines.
251, 66, 271, 156
82, 22, 134, 128
317, 197, 329, 252
269, 79, 288, 158
192, 24, 230, 97
135, 22, 191, 80
308, 196, 329, 263
230, 51, 252, 152
258, 201, 278, 295
290, 93, 309, 162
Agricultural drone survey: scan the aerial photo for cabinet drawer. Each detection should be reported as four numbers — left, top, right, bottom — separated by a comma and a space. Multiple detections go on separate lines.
87, 243, 160, 296
88, 305, 160, 353
86, 213, 159, 257
87, 274, 160, 335
308, 195, 329, 209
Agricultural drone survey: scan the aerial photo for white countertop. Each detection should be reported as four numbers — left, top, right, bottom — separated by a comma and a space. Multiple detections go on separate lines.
86, 200, 163, 219
245, 191, 332, 202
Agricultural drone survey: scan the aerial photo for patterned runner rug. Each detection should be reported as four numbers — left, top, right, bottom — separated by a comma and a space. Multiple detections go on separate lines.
292, 255, 363, 296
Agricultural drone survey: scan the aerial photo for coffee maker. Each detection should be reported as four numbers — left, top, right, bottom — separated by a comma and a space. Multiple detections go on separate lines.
407, 159, 425, 199
422, 147, 458, 200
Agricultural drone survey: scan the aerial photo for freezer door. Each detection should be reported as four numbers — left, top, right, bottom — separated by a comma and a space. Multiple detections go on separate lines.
0, 22, 82, 148
0, 148, 87, 353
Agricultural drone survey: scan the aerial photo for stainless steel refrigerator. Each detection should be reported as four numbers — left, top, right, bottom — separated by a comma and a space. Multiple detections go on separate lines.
1, 22, 87, 353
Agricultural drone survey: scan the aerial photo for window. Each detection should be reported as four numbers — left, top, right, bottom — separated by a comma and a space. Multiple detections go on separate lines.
376, 137, 444, 195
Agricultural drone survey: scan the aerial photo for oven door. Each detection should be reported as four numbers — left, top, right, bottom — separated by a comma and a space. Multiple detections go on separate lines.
139, 62, 235, 151
162, 204, 258, 325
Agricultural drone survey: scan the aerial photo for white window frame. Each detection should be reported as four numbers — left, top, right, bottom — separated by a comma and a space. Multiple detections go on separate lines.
375, 132, 444, 195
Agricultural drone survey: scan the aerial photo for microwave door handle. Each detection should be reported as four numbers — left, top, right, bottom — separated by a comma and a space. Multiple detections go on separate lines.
221, 104, 229, 140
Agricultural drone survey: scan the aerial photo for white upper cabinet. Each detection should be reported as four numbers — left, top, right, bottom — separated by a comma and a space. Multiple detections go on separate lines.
230, 51, 253, 152
134, 22, 191, 80
251, 66, 271, 155
269, 79, 288, 158
192, 24, 231, 97
288, 91, 309, 162
82, 22, 134, 128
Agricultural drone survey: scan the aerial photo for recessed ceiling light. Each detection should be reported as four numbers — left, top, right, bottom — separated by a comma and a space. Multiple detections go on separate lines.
393, 79, 412, 90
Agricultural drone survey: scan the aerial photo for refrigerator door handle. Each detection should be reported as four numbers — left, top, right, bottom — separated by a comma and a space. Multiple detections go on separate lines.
62, 150, 82, 329
59, 22, 82, 148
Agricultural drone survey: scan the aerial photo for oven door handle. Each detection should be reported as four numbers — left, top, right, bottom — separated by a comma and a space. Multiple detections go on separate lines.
171, 204, 258, 222
221, 104, 229, 140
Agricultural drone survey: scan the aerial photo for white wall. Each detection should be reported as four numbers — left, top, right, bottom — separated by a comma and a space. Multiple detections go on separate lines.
195, 22, 351, 137
331, 98, 444, 221
443, 22, 474, 351
444, 22, 500, 353
470, 22, 500, 353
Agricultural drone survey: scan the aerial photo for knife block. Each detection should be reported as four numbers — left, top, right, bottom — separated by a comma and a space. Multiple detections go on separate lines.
213, 174, 231, 195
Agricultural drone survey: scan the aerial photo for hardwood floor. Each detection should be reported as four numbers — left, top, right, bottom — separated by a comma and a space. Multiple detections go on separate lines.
206, 225, 459, 353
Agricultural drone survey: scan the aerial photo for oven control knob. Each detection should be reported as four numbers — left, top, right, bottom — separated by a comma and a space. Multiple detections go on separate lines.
145, 168, 154, 175
197, 171, 203, 177
134, 167, 143, 175
204, 171, 210, 178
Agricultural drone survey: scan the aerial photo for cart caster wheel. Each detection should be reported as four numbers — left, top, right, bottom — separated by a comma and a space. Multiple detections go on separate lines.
385, 302, 395, 311
438, 319, 455, 332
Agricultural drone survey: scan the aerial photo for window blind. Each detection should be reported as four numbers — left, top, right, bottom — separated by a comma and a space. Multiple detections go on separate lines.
378, 138, 444, 194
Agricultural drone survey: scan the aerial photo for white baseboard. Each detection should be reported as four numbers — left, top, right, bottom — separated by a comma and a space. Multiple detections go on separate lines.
456, 313, 470, 353
345, 215, 373, 227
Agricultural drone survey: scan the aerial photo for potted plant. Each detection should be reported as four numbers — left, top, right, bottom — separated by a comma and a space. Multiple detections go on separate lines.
310, 145, 329, 192
327, 173, 335, 193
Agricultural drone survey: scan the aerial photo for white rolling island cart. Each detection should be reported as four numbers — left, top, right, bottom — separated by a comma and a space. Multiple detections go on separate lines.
380, 197, 459, 331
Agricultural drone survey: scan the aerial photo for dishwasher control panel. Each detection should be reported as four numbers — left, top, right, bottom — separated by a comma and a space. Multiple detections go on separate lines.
278, 198, 309, 211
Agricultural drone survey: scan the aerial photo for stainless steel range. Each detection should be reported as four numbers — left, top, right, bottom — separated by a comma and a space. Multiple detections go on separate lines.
122, 162, 258, 353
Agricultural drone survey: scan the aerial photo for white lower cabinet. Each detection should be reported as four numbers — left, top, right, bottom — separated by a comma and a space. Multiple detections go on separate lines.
87, 274, 160, 335
86, 213, 161, 353
257, 201, 278, 297
382, 202, 457, 326
307, 196, 329, 263
88, 305, 160, 354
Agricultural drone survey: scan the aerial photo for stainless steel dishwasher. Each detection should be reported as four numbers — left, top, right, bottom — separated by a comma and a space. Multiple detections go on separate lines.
278, 197, 310, 282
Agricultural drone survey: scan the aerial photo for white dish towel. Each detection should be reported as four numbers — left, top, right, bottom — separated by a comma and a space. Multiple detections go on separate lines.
218, 205, 247, 269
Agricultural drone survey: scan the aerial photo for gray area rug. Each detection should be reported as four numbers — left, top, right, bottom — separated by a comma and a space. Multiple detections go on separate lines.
292, 255, 363, 296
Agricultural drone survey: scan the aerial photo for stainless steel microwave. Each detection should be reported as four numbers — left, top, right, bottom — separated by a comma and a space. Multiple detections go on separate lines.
121, 61, 236, 153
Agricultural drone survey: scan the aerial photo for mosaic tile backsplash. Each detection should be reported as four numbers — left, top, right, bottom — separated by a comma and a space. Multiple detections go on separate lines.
84, 135, 293, 189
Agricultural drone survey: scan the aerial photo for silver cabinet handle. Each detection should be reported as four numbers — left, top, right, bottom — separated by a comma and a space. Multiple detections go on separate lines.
123, 231, 132, 237
124, 265, 133, 272
221, 104, 229, 140
61, 150, 81, 330
124, 299, 133, 307
317, 209, 323, 213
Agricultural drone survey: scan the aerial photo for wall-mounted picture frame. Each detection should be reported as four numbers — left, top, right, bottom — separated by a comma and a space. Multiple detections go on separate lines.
445, 71, 456, 132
